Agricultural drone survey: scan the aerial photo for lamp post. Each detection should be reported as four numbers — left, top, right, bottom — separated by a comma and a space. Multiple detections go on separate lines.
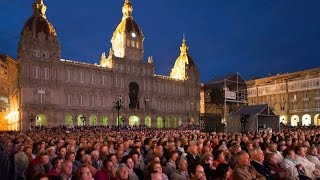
81, 115, 86, 126
162, 118, 166, 129
113, 95, 124, 126
28, 114, 35, 130
121, 116, 126, 126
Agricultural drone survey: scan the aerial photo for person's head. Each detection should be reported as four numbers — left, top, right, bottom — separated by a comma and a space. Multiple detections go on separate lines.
149, 155, 160, 163
229, 144, 241, 156
266, 152, 278, 165
235, 150, 250, 167
283, 148, 295, 160
65, 152, 76, 162
149, 170, 162, 180
59, 146, 67, 158
295, 146, 306, 157
249, 148, 264, 163
32, 172, 49, 180
307, 146, 318, 156
91, 150, 99, 161
148, 161, 162, 174
82, 154, 92, 165
153, 146, 163, 157
213, 150, 225, 161
103, 159, 114, 172
188, 144, 199, 155
38, 152, 50, 165
177, 158, 188, 171
189, 164, 206, 180
47, 146, 56, 157
203, 154, 214, 165
61, 160, 73, 175
116, 163, 129, 180
75, 165, 93, 180
76, 148, 86, 161
168, 151, 179, 162
216, 163, 232, 179
268, 143, 277, 152
51, 156, 63, 169
121, 155, 134, 170
24, 145, 33, 154
100, 145, 108, 155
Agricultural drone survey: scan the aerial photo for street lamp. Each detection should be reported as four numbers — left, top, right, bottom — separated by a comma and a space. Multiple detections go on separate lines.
81, 115, 86, 126
28, 114, 35, 130
113, 95, 124, 126
121, 116, 126, 126
162, 118, 166, 129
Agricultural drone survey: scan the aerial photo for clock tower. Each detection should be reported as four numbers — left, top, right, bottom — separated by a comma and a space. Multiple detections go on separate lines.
110, 0, 144, 62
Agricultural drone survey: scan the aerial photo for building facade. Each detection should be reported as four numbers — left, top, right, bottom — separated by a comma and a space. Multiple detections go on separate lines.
8, 0, 200, 131
247, 68, 320, 126
0, 55, 18, 130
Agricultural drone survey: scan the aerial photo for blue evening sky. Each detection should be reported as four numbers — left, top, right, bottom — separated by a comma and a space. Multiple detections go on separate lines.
0, 0, 320, 82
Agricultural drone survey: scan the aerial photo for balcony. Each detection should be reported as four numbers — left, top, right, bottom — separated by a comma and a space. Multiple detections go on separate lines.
290, 99, 297, 103
302, 98, 309, 101
314, 97, 320, 101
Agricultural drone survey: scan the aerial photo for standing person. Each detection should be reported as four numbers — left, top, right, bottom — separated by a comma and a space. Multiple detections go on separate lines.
164, 151, 179, 177
94, 159, 116, 180
30, 152, 52, 177
14, 144, 29, 180
202, 154, 215, 180
187, 144, 201, 167
232, 151, 265, 180
91, 151, 103, 170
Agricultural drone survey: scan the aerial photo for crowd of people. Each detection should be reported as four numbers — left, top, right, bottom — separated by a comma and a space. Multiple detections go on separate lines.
1, 125, 320, 180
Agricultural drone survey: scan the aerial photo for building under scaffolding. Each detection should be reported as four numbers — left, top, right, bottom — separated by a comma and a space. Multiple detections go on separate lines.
200, 73, 247, 132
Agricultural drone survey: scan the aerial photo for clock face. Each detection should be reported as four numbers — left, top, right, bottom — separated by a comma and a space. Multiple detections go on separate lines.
131, 32, 136, 38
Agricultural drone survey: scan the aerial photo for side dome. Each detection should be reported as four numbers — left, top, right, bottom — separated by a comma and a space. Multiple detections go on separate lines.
21, 0, 57, 39
170, 36, 197, 80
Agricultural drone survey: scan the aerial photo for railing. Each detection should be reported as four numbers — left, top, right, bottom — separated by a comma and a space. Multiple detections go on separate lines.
314, 97, 320, 100
290, 99, 297, 103
302, 98, 309, 101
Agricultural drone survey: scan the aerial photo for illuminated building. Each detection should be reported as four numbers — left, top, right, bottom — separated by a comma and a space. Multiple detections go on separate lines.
247, 68, 320, 126
0, 54, 18, 130
8, 0, 200, 130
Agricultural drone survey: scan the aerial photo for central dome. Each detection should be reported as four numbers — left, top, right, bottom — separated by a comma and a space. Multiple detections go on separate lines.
21, 0, 57, 38
113, 17, 142, 37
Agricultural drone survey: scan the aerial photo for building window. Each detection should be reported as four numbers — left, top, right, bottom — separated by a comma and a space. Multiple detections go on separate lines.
80, 95, 84, 106
304, 93, 308, 98
91, 96, 96, 107
281, 105, 285, 111
38, 87, 45, 104
293, 104, 297, 110
102, 75, 106, 85
68, 95, 72, 106
304, 103, 308, 110
33, 50, 40, 57
91, 74, 95, 84
158, 101, 161, 110
127, 39, 130, 47
115, 77, 118, 87
67, 70, 72, 82
136, 42, 140, 49
80, 72, 84, 83
131, 40, 135, 47
43, 51, 49, 58
44, 68, 49, 79
34, 66, 40, 78
317, 103, 320, 109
